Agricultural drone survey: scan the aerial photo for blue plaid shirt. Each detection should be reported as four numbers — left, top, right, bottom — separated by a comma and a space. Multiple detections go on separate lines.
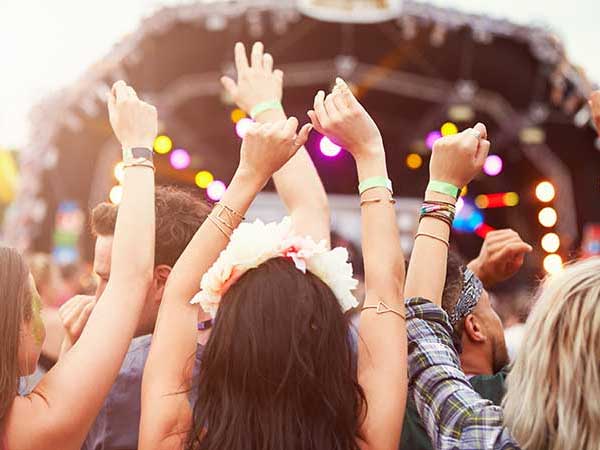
406, 297, 520, 450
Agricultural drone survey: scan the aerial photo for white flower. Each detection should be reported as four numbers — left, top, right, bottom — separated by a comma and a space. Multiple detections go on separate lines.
190, 217, 359, 318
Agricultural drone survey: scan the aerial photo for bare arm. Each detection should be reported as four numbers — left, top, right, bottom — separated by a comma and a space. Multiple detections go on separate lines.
140, 118, 312, 450
404, 124, 490, 305
221, 42, 329, 244
309, 79, 406, 450
5, 82, 156, 450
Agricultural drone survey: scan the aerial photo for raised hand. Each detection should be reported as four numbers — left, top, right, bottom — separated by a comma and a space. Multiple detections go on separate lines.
221, 42, 283, 115
58, 295, 95, 348
590, 91, 600, 135
308, 78, 384, 160
108, 80, 158, 149
238, 117, 312, 186
468, 229, 533, 288
429, 123, 491, 188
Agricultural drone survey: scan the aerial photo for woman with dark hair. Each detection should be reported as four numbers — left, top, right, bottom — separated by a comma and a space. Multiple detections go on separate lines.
141, 43, 407, 450
0, 80, 157, 450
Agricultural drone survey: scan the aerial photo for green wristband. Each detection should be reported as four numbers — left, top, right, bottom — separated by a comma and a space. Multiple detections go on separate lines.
427, 180, 460, 199
250, 101, 283, 119
358, 176, 393, 195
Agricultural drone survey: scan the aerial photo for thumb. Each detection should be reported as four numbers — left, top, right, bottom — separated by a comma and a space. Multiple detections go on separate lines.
220, 76, 238, 97
294, 123, 313, 150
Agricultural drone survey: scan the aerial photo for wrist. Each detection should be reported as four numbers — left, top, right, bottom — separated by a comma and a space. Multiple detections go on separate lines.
253, 108, 287, 123
467, 258, 493, 287
355, 152, 388, 181
231, 167, 268, 193
424, 190, 457, 205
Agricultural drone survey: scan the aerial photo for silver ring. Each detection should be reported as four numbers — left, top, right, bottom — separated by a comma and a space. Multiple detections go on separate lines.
469, 129, 482, 140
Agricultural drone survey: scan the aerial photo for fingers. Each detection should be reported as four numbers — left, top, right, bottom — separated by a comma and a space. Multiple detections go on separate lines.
251, 42, 264, 70
294, 123, 313, 149
273, 70, 284, 83
220, 76, 238, 97
324, 93, 343, 123
473, 122, 488, 140
307, 110, 325, 134
282, 116, 299, 137
331, 86, 351, 115
313, 90, 329, 128
335, 77, 359, 109
234, 42, 249, 72
72, 302, 95, 337
112, 80, 129, 104
263, 53, 274, 73
126, 86, 139, 100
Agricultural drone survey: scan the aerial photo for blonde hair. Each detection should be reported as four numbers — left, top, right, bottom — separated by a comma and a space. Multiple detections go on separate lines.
503, 257, 600, 450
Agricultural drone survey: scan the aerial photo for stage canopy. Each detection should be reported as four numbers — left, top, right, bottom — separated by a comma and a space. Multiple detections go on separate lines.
6, 0, 599, 278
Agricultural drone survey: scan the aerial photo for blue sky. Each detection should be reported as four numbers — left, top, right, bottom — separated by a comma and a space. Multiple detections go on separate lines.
1, 0, 598, 148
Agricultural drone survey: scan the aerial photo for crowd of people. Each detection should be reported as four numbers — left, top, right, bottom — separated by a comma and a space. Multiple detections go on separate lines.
1, 41, 599, 450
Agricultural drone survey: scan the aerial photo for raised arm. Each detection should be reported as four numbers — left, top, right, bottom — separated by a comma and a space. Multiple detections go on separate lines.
309, 79, 406, 450
221, 42, 330, 244
5, 81, 156, 450
140, 118, 311, 450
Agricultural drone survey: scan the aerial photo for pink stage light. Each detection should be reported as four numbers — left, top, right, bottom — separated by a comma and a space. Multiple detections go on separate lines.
235, 118, 254, 138
425, 131, 442, 149
483, 155, 503, 176
320, 136, 342, 157
207, 180, 226, 201
170, 149, 191, 170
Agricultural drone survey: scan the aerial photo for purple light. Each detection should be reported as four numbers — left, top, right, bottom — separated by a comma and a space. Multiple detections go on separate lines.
235, 118, 254, 139
169, 149, 191, 170
456, 197, 465, 214
207, 180, 226, 201
320, 136, 342, 157
425, 131, 442, 149
483, 155, 503, 176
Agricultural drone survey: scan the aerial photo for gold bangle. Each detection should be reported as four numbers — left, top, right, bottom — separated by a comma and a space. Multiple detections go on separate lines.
415, 232, 449, 248
361, 301, 405, 320
360, 197, 396, 207
218, 203, 245, 220
419, 212, 453, 227
211, 204, 243, 231
207, 215, 231, 239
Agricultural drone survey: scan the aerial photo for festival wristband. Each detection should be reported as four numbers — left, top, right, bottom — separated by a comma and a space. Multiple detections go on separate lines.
426, 180, 460, 199
250, 101, 284, 119
358, 176, 393, 195
122, 147, 154, 163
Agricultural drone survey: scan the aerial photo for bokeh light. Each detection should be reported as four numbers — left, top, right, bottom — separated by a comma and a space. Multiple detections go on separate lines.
109, 185, 123, 205
440, 122, 458, 136
320, 136, 342, 157
538, 207, 558, 227
230, 108, 246, 124
207, 180, 227, 201
154, 135, 173, 154
541, 232, 561, 253
235, 118, 254, 139
460, 186, 468, 197
425, 131, 442, 149
114, 162, 125, 183
503, 192, 519, 207
169, 148, 191, 170
195, 170, 214, 189
475, 195, 489, 209
535, 181, 556, 202
483, 155, 503, 176
406, 153, 423, 170
543, 254, 563, 274
456, 197, 465, 214
453, 200, 484, 232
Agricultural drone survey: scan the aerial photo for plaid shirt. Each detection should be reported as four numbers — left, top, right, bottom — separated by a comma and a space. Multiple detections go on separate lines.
406, 297, 520, 450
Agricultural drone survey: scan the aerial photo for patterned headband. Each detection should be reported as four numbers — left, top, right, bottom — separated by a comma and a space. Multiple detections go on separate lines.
449, 267, 484, 326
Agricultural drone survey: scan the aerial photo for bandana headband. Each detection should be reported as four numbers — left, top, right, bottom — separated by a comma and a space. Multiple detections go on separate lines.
449, 267, 483, 326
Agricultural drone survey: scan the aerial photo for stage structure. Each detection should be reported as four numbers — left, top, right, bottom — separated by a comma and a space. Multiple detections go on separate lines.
6, 0, 599, 280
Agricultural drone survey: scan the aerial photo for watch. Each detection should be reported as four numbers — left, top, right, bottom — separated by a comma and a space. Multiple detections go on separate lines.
122, 147, 154, 164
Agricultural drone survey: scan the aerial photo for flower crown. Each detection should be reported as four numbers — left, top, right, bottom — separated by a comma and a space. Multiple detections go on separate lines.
190, 217, 359, 318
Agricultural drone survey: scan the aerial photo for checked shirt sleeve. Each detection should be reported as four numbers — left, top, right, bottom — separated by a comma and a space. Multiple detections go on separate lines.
405, 297, 520, 450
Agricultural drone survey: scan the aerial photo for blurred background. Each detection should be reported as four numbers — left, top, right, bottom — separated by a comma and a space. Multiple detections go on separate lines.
0, 0, 599, 296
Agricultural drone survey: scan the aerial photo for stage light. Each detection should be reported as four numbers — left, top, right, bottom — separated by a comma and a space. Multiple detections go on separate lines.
456, 197, 465, 213
207, 180, 226, 201
460, 186, 468, 197
195, 170, 214, 189
235, 118, 254, 139
543, 254, 563, 274
154, 135, 173, 154
535, 181, 555, 202
538, 207, 557, 227
230, 108, 246, 124
453, 200, 483, 232
170, 149, 191, 170
475, 223, 495, 238
474, 192, 519, 209
541, 233, 560, 253
406, 153, 422, 169
109, 185, 123, 205
320, 136, 342, 157
519, 127, 546, 145
483, 155, 503, 176
448, 104, 474, 122
441, 122, 458, 136
114, 162, 125, 183
425, 131, 442, 149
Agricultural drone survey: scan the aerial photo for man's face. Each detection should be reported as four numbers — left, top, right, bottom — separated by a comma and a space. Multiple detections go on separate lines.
93, 235, 159, 336
472, 289, 510, 372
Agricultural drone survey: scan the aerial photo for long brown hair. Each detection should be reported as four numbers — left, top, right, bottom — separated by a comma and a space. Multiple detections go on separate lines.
188, 257, 366, 450
0, 247, 32, 423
